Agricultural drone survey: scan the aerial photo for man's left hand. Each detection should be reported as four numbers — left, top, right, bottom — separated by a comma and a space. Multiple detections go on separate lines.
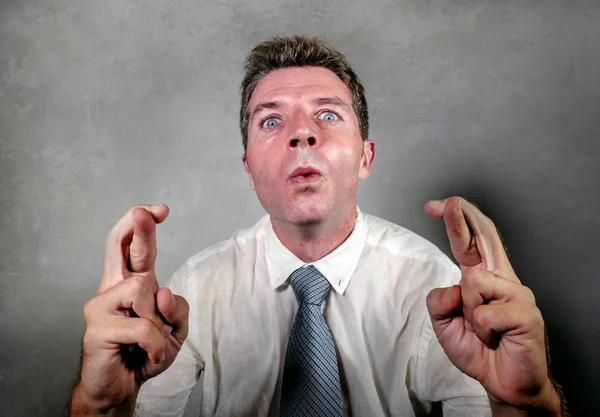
425, 197, 561, 414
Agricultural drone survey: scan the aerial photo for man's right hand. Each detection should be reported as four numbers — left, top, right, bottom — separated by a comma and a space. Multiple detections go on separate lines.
71, 205, 190, 415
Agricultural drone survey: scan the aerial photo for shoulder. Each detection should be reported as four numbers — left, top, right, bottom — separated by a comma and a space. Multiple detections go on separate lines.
363, 214, 460, 294
191, 215, 267, 265
167, 215, 269, 289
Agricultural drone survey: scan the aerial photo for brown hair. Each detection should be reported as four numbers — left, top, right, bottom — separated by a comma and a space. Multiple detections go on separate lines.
240, 35, 369, 152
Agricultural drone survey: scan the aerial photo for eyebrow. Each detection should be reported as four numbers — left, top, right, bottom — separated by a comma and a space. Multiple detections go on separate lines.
250, 101, 283, 123
250, 96, 352, 123
312, 96, 352, 110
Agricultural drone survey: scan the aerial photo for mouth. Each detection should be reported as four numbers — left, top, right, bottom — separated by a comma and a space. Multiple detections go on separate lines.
288, 166, 323, 183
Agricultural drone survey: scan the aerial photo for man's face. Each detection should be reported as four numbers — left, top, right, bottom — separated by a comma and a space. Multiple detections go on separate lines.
243, 66, 375, 226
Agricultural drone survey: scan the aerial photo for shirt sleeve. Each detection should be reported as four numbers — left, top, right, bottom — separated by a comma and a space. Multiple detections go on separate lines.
413, 261, 492, 417
134, 262, 205, 417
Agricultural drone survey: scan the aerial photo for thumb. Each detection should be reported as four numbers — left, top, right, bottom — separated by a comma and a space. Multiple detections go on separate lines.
424, 199, 446, 219
156, 287, 189, 346
426, 285, 462, 335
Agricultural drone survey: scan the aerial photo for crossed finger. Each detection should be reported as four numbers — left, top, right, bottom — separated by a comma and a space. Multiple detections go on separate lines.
425, 197, 519, 283
99, 204, 169, 294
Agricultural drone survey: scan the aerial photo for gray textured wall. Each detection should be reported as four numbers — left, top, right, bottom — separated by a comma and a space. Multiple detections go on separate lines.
1, 0, 598, 416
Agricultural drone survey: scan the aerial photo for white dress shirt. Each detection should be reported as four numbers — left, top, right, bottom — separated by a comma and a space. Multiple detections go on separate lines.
135, 208, 491, 416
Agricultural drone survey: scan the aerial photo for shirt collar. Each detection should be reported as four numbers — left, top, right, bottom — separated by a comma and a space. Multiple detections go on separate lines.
265, 207, 367, 295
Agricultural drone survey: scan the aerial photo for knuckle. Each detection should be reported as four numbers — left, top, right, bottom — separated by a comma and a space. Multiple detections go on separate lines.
82, 321, 104, 351
83, 298, 96, 322
107, 222, 125, 247
490, 308, 508, 329
97, 274, 121, 295
461, 268, 480, 288
127, 275, 151, 298
83, 295, 107, 323
106, 206, 138, 242
475, 306, 501, 329
522, 286, 536, 304
179, 296, 190, 316
472, 306, 493, 331
130, 205, 145, 216
425, 288, 437, 306
472, 306, 487, 327
130, 244, 153, 261
117, 316, 135, 334
147, 311, 165, 330
137, 318, 157, 341
448, 196, 461, 205
496, 312, 509, 330
106, 224, 118, 242
529, 307, 544, 328
453, 197, 467, 212
82, 330, 94, 351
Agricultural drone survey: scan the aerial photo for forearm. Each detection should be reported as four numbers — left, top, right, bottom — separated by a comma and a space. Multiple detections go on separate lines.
69, 385, 139, 417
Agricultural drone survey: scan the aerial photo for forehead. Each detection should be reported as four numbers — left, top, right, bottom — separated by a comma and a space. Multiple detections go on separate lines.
249, 66, 352, 106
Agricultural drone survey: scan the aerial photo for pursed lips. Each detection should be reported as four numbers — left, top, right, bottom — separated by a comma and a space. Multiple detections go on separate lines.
288, 166, 324, 183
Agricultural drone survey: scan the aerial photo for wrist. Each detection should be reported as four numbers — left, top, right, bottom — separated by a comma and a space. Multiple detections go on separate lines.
70, 385, 107, 416
489, 380, 562, 417
70, 384, 139, 417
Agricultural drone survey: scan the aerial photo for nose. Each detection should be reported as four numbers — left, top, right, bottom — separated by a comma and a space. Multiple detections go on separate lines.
288, 111, 318, 149
289, 136, 317, 148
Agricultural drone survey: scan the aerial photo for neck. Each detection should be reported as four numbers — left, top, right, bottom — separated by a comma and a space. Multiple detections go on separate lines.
271, 205, 358, 263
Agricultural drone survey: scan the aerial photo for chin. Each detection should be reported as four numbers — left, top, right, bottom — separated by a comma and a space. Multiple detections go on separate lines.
258, 187, 346, 226
287, 213, 325, 226
282, 200, 336, 226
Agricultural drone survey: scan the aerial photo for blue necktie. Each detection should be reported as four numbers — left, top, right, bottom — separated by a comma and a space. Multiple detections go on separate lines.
280, 266, 343, 417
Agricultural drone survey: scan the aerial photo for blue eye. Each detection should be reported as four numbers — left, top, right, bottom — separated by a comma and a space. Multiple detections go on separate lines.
318, 111, 339, 122
262, 117, 281, 129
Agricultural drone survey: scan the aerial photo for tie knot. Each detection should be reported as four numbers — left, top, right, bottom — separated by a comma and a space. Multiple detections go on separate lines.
288, 266, 331, 306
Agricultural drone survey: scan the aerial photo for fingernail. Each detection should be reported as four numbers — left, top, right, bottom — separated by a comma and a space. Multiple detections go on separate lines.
160, 352, 166, 362
428, 199, 443, 207
162, 323, 173, 337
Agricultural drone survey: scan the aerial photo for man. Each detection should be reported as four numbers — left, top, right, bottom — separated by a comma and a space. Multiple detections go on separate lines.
69, 36, 564, 416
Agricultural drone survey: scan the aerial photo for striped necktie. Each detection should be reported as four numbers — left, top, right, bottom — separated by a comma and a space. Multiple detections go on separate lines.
280, 265, 343, 417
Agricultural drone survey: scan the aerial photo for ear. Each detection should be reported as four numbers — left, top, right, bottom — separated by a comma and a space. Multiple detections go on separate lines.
242, 154, 256, 191
358, 140, 376, 180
